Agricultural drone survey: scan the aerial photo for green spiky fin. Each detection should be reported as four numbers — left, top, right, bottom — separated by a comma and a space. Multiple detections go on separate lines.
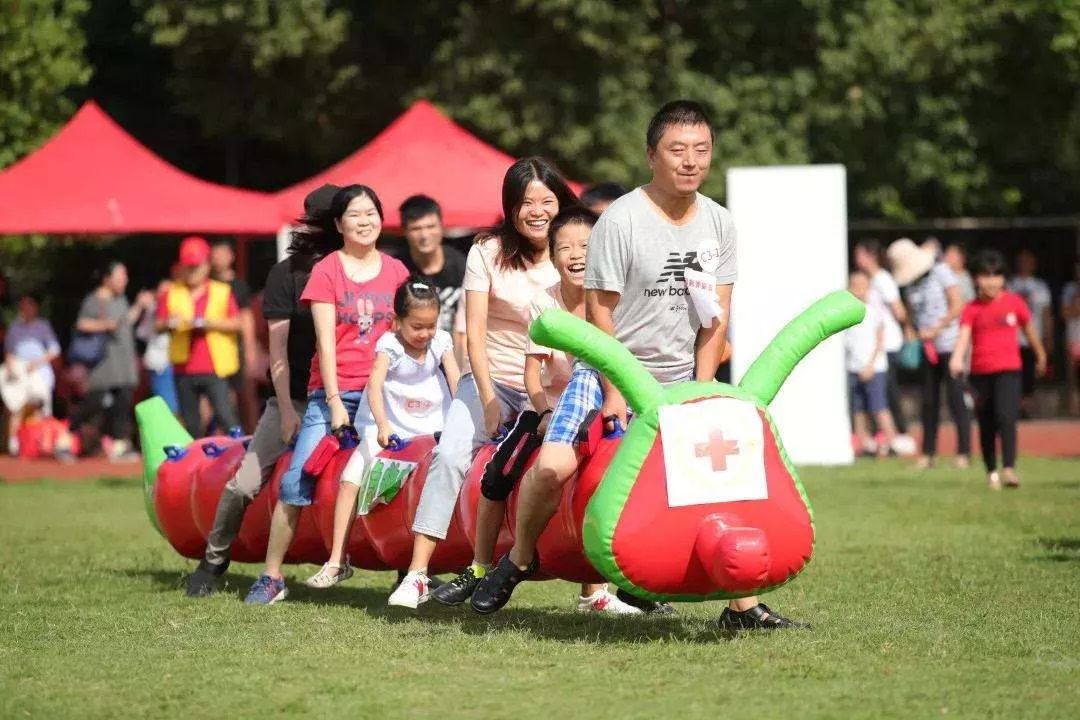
134, 397, 193, 535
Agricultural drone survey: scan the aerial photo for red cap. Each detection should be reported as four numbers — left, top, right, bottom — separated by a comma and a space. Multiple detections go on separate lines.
178, 236, 210, 266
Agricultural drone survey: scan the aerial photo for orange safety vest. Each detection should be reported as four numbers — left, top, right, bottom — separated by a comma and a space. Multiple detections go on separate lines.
165, 280, 239, 378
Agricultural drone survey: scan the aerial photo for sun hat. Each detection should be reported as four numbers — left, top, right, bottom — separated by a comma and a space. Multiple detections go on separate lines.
886, 238, 936, 287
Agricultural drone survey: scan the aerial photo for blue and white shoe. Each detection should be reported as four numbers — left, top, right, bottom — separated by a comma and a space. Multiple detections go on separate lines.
244, 574, 287, 605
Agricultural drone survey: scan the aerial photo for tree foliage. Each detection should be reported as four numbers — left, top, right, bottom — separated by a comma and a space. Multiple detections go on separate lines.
0, 0, 92, 168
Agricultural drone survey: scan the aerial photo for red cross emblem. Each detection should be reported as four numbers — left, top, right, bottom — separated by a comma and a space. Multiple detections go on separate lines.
694, 428, 740, 472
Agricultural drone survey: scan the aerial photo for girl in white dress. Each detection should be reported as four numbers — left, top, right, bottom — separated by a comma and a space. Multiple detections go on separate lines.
306, 280, 460, 588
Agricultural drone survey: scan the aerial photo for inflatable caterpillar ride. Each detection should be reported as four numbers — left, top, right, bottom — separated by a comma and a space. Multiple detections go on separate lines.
136, 291, 863, 602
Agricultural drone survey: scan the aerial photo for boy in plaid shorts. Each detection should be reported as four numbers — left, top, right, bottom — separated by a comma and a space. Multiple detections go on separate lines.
471, 101, 807, 630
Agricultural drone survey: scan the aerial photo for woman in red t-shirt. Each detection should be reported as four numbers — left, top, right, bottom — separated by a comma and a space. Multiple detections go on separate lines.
245, 184, 409, 605
950, 250, 1046, 490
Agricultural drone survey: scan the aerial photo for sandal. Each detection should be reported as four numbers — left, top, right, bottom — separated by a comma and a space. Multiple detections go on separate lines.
987, 471, 1001, 490
1002, 468, 1020, 488
304, 561, 354, 589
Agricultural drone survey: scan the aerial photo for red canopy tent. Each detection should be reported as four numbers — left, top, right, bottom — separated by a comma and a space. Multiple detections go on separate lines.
0, 101, 280, 235
275, 100, 581, 230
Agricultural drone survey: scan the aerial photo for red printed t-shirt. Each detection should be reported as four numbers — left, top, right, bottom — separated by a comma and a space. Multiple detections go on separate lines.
960, 291, 1031, 375
155, 284, 240, 376
300, 251, 409, 392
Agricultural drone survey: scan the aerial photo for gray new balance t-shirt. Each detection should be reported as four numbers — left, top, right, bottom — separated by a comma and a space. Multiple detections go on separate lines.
585, 187, 737, 383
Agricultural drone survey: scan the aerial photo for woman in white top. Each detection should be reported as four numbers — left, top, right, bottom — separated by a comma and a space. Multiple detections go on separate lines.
307, 280, 459, 588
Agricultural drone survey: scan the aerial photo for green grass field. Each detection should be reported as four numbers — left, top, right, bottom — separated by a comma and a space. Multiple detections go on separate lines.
2, 458, 1079, 719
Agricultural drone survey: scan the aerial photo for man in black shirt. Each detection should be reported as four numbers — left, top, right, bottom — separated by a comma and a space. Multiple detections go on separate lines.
397, 195, 467, 356
185, 184, 338, 597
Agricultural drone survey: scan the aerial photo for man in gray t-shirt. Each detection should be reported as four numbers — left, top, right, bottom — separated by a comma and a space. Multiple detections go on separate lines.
586, 187, 736, 383
471, 101, 805, 629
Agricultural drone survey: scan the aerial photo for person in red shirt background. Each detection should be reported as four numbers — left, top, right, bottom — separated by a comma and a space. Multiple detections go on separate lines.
950, 249, 1047, 490
155, 237, 241, 436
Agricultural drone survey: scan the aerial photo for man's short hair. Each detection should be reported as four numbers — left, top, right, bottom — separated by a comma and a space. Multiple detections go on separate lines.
399, 194, 442, 226
579, 182, 627, 209
646, 100, 713, 150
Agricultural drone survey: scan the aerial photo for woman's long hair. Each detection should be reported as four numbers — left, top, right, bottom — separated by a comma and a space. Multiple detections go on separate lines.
489, 157, 578, 272
287, 184, 382, 271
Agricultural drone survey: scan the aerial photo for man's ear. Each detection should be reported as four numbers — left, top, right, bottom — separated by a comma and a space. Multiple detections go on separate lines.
646, 146, 656, 172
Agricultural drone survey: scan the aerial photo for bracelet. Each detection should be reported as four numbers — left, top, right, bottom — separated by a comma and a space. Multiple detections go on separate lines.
325, 393, 340, 403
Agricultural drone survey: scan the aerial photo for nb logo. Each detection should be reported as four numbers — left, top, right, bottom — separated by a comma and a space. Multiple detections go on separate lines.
655, 252, 698, 283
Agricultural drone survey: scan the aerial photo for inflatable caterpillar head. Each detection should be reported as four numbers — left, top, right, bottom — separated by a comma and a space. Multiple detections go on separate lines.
530, 290, 864, 602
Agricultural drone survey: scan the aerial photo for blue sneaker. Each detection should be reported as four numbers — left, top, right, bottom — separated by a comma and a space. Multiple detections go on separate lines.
244, 574, 287, 605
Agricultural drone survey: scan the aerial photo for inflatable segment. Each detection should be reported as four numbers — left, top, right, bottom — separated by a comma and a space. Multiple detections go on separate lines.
138, 292, 862, 599
530, 290, 865, 602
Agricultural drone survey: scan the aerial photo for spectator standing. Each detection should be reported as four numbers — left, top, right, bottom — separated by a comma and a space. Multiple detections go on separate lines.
156, 237, 241, 437
1062, 260, 1080, 415
951, 250, 1046, 489
396, 195, 467, 355
944, 243, 975, 303
845, 272, 898, 457
70, 262, 153, 460
210, 239, 259, 432
853, 238, 914, 451
1007, 249, 1053, 416
888, 238, 971, 469
2, 294, 61, 455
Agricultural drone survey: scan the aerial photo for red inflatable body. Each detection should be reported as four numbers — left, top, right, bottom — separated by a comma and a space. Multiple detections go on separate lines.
149, 429, 620, 580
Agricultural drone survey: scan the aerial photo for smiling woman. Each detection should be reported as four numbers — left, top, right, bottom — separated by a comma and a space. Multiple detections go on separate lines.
387, 157, 576, 609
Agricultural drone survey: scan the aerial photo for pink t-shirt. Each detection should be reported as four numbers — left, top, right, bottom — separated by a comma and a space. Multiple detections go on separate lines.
526, 284, 576, 408
463, 237, 559, 391
300, 251, 410, 392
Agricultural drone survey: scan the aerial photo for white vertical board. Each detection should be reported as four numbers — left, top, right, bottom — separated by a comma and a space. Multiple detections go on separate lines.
726, 165, 852, 465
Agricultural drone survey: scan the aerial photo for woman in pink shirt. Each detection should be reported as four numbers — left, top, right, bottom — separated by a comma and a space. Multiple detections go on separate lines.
245, 184, 409, 605
388, 157, 577, 609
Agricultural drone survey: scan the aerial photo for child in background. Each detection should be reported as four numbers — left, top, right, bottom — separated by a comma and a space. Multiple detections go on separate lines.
431, 206, 640, 613
846, 271, 898, 457
307, 280, 460, 588
950, 250, 1046, 489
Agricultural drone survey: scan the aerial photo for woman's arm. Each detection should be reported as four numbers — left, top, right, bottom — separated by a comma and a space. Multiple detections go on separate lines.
440, 348, 461, 397
524, 354, 549, 413
465, 289, 501, 436
367, 353, 391, 445
312, 302, 348, 428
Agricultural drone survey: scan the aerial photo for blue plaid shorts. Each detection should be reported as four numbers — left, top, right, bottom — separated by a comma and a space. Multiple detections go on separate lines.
544, 364, 604, 445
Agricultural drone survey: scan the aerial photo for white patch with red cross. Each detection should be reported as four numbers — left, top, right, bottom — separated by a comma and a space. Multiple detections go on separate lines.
658, 397, 768, 507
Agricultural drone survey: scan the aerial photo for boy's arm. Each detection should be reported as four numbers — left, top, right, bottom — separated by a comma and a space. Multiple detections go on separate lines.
586, 289, 627, 428
524, 354, 549, 413
949, 325, 971, 376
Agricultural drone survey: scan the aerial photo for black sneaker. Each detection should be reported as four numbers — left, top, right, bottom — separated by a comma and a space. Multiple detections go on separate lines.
469, 553, 538, 615
717, 603, 809, 631
616, 588, 676, 615
185, 559, 228, 597
431, 565, 484, 606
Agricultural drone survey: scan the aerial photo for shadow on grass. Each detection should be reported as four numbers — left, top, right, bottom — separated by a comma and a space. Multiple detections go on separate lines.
118, 568, 740, 645
1034, 537, 1080, 563
96, 477, 140, 488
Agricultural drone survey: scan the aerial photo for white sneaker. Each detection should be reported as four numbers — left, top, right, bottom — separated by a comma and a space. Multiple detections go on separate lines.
987, 471, 1002, 490
388, 570, 429, 609
577, 586, 643, 615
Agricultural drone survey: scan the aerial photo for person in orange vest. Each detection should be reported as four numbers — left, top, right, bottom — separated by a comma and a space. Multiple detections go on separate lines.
155, 236, 242, 436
